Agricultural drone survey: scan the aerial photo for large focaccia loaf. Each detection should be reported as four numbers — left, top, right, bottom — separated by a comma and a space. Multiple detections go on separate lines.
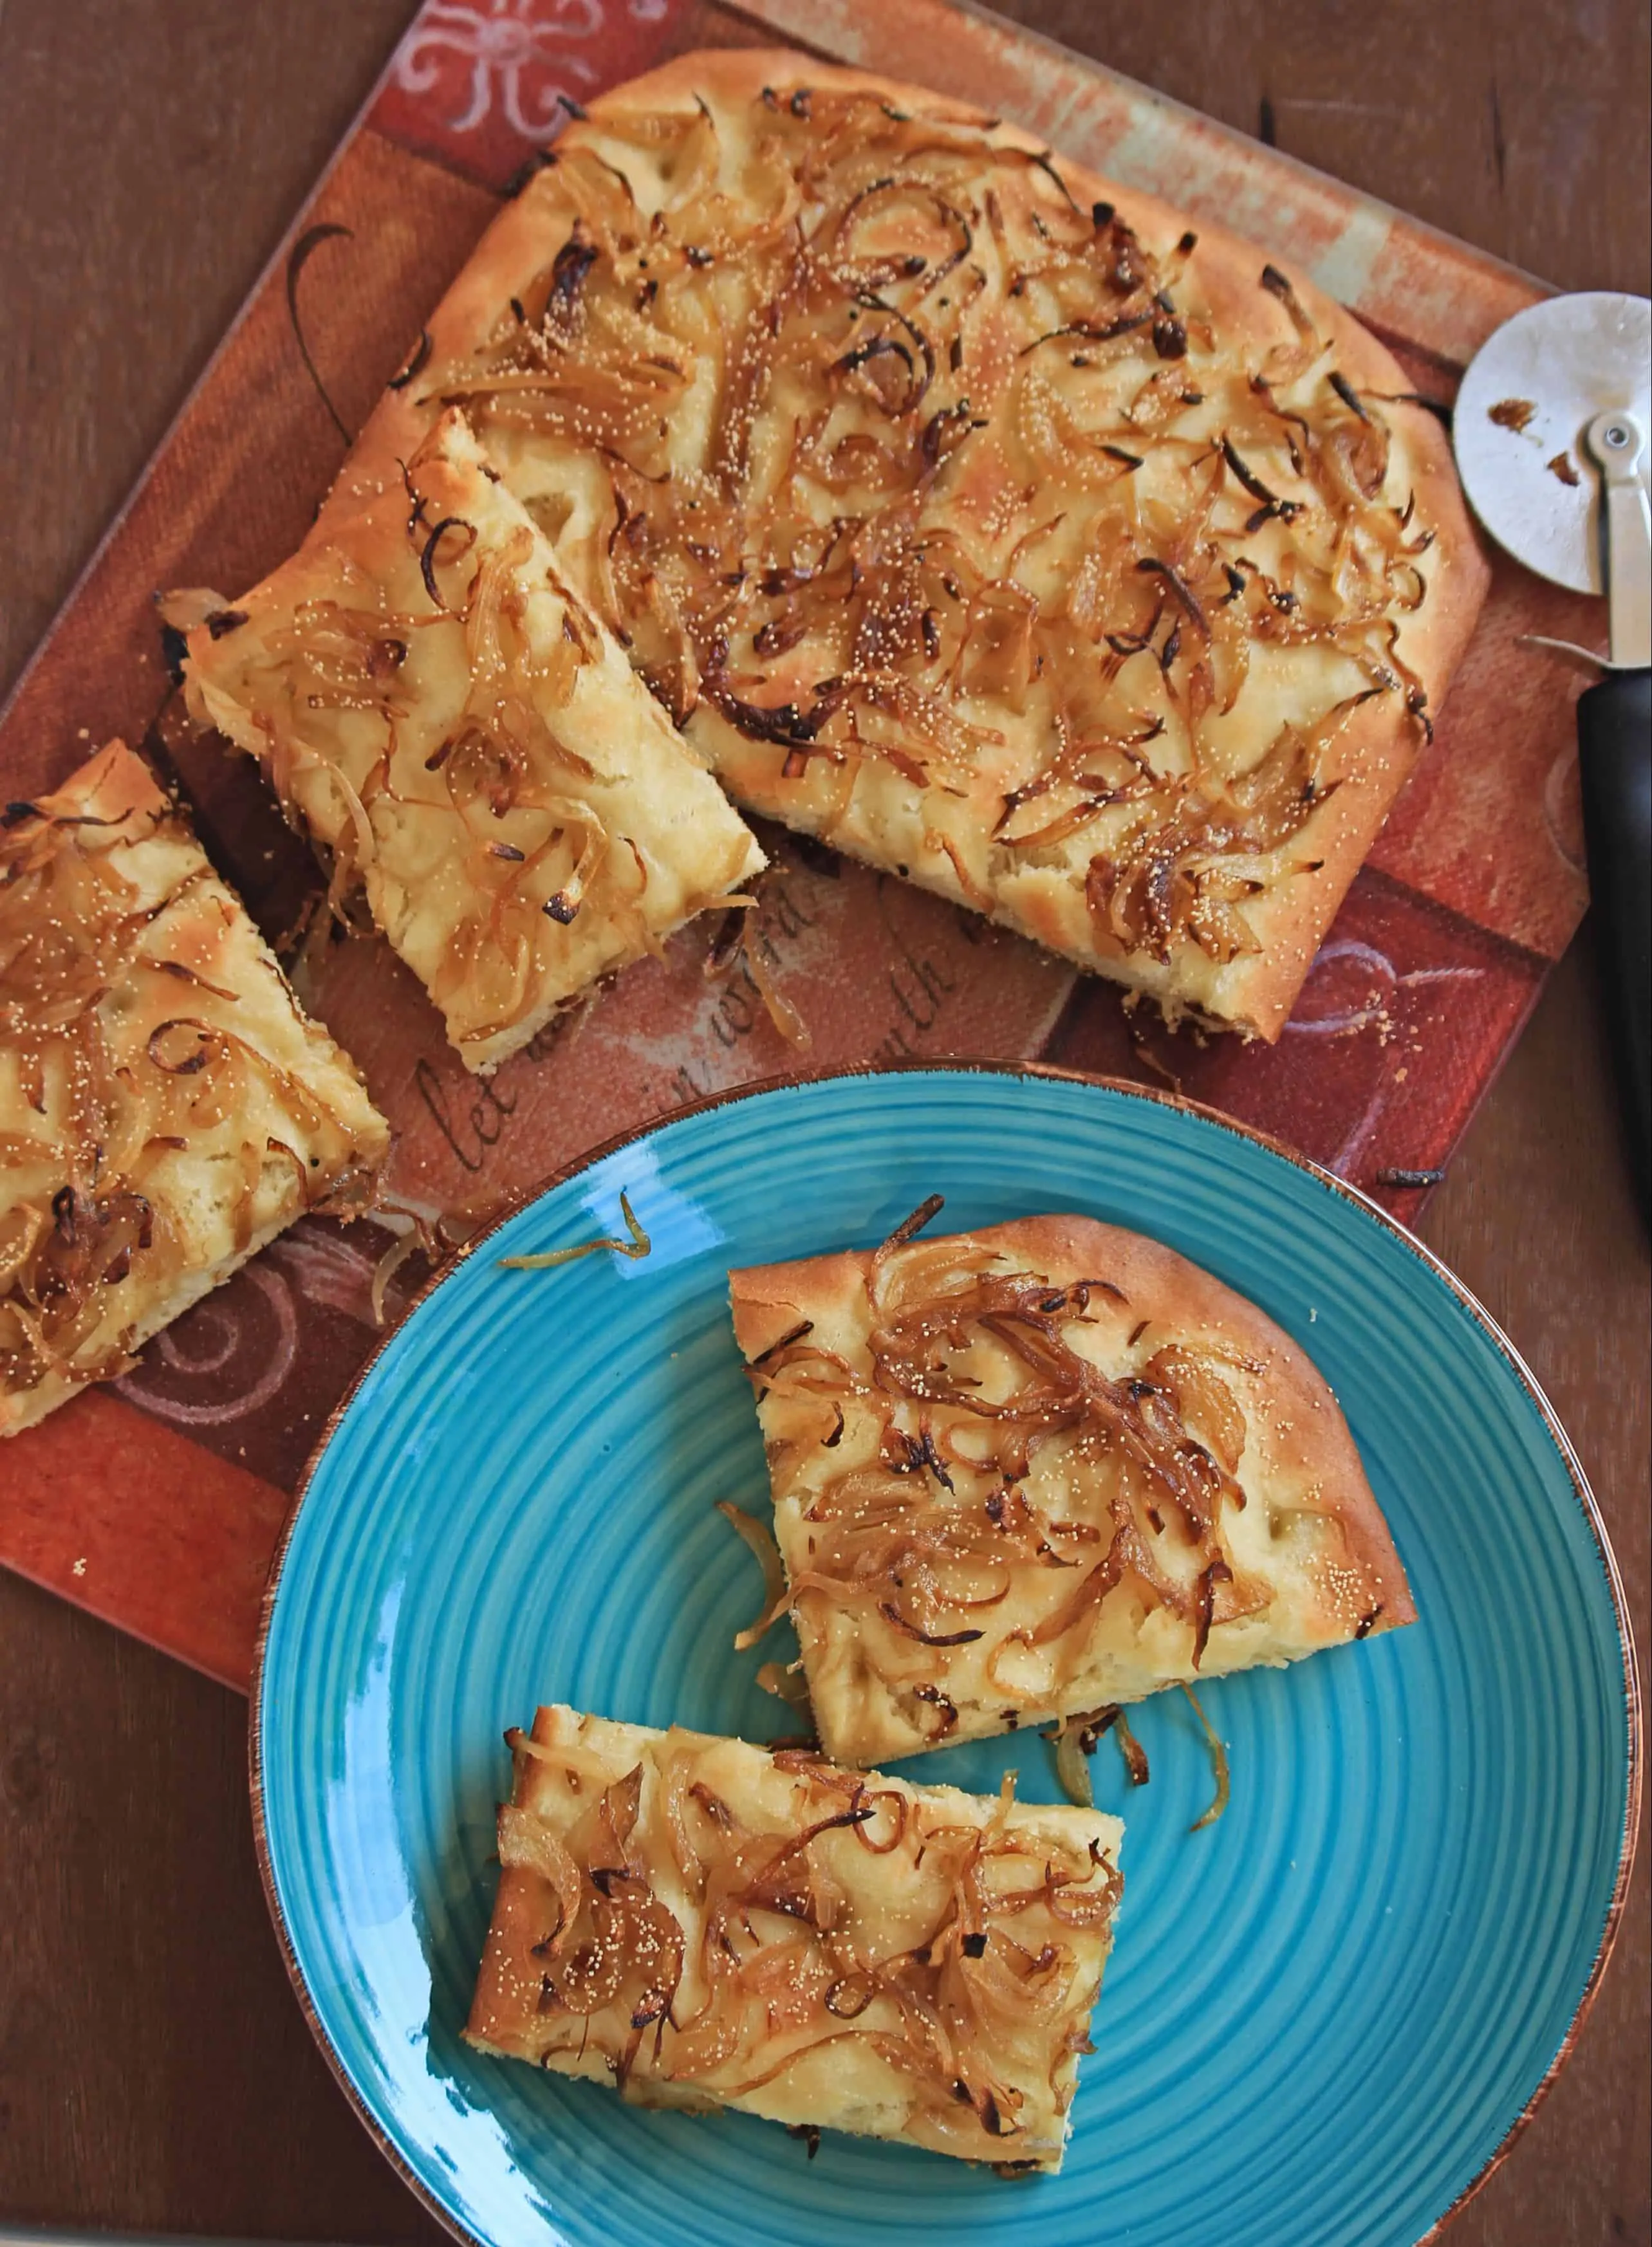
326, 48, 1487, 1039
730, 1213, 1414, 1766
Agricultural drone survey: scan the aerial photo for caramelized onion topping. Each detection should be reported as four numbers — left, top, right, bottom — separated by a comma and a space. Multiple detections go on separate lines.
216, 463, 682, 1044
754, 1228, 1256, 1725
1048, 1702, 1151, 1806
1111, 1708, 1149, 1787
443, 89, 1433, 972
507, 1725, 1119, 2131
1, 782, 380, 1403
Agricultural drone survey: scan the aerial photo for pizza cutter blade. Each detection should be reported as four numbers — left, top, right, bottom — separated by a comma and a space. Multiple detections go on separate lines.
1454, 291, 1651, 1212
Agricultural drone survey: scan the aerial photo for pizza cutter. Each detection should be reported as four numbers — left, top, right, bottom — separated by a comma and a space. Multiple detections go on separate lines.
1454, 291, 1651, 1211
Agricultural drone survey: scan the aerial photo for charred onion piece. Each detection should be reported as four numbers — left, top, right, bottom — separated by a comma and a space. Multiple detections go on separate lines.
1218, 436, 1299, 522
419, 515, 477, 607
913, 1683, 958, 1738
1259, 262, 1315, 338
549, 222, 598, 318
879, 1600, 984, 1647
1328, 369, 1369, 422
145, 1019, 214, 1075
1136, 557, 1210, 636
703, 895, 759, 977
878, 1193, 946, 1253
1048, 1702, 1149, 1806
388, 329, 433, 390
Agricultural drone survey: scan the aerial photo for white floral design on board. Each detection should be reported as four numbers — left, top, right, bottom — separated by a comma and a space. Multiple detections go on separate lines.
1284, 939, 1484, 1176
394, 0, 606, 139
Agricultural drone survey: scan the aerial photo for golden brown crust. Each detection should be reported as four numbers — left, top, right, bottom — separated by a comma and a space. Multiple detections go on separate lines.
465, 1703, 1122, 2168
183, 412, 763, 1072
339, 48, 1487, 1040
729, 1212, 1413, 1766
0, 743, 388, 1434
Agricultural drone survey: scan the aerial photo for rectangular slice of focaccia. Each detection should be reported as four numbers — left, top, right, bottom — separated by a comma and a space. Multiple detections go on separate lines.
181, 410, 764, 1073
337, 49, 1488, 1039
0, 742, 388, 1436
729, 1214, 1415, 1766
466, 1704, 1122, 2171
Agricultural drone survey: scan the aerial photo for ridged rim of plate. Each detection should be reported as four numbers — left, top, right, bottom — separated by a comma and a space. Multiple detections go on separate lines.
249, 1059, 1642, 2247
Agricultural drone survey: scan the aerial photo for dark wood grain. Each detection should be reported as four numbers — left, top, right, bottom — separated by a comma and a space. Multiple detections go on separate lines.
0, 3, 1646, 2241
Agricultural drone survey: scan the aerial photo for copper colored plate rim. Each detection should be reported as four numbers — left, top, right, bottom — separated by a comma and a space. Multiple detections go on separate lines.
246, 1057, 1643, 2247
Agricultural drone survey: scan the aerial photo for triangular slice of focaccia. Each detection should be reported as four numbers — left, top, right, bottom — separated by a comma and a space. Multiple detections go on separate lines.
339, 48, 1488, 1039
1, 742, 388, 1434
181, 411, 764, 1073
729, 1214, 1413, 1766
466, 1703, 1122, 2170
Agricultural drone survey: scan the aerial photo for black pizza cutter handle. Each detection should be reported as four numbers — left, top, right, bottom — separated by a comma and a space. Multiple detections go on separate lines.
1577, 666, 1651, 1215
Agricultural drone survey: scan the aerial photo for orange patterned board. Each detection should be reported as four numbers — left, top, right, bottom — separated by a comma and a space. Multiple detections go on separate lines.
0, 0, 1591, 1690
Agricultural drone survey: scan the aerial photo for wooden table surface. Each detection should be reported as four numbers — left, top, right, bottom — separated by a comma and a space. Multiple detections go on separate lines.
0, 3, 1646, 2239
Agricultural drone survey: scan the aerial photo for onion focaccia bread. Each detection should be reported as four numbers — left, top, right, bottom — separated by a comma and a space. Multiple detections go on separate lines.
181, 411, 763, 1073
0, 743, 387, 1435
729, 1214, 1413, 1765
467, 1703, 1122, 2170
342, 50, 1486, 1037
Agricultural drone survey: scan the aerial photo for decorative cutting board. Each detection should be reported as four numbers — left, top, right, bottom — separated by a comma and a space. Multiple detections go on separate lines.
0, 0, 1597, 1689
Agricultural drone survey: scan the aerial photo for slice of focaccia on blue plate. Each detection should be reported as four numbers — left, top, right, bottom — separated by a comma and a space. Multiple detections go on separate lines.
729, 1212, 1414, 1766
466, 1703, 1122, 2171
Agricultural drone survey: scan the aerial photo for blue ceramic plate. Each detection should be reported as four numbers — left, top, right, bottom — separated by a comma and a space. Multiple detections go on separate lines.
253, 1066, 1638, 2247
